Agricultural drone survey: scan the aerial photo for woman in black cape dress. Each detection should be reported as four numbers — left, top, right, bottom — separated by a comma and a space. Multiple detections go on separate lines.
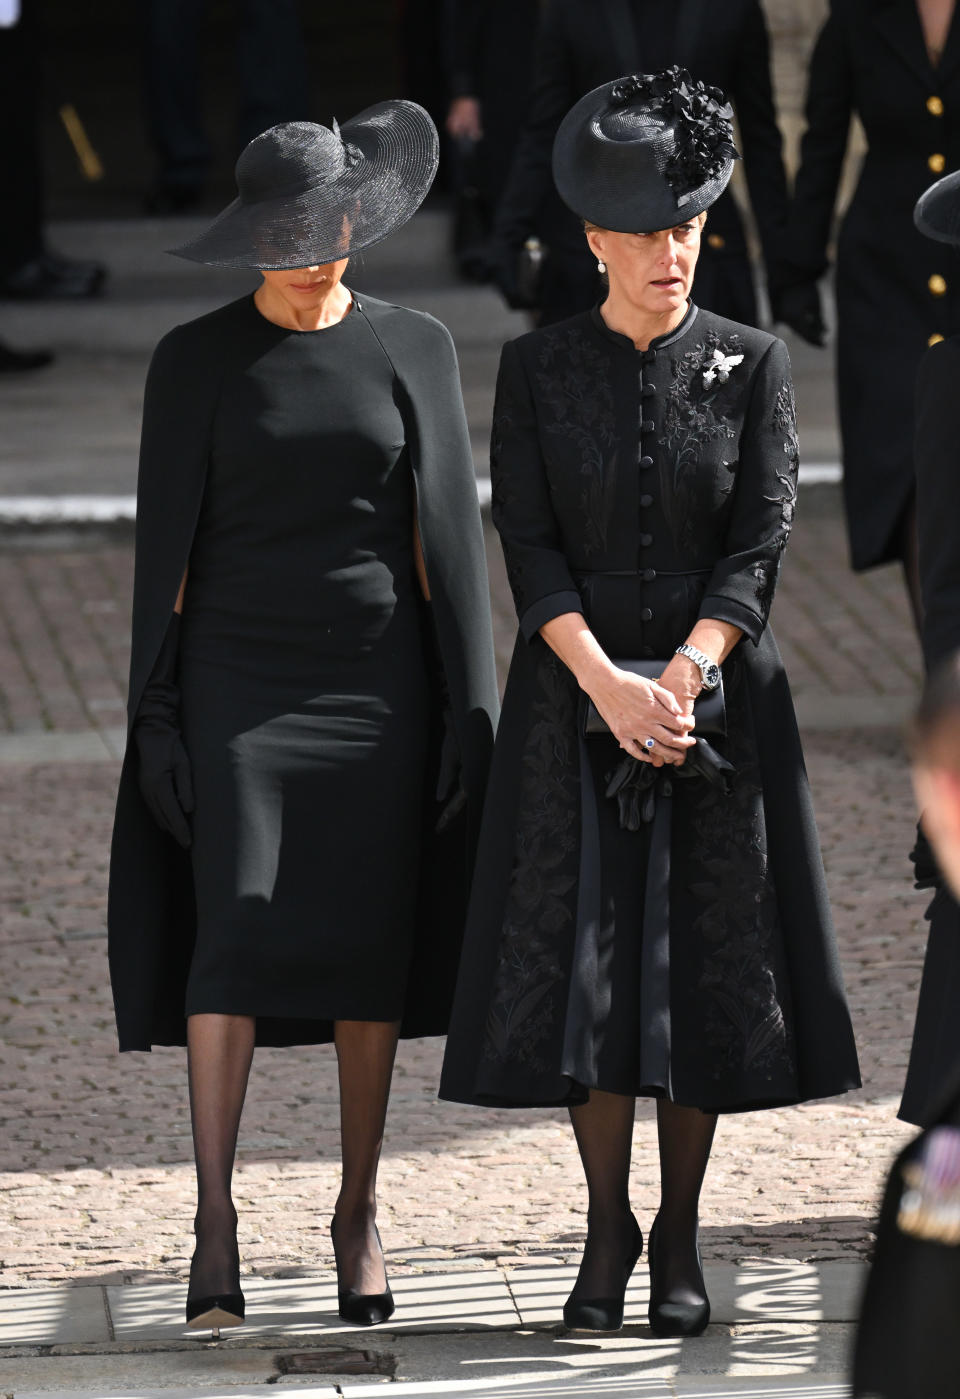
107, 110, 498, 1333
778, 0, 960, 622
441, 70, 860, 1337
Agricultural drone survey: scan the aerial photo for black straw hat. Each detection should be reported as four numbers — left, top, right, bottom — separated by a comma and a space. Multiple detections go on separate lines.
915, 169, 960, 245
169, 101, 439, 270
552, 67, 739, 233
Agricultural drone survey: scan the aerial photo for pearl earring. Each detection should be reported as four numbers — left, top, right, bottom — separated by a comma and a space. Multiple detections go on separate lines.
597, 260, 606, 274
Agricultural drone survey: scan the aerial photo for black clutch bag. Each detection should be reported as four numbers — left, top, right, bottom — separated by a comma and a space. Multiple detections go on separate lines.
582, 659, 726, 737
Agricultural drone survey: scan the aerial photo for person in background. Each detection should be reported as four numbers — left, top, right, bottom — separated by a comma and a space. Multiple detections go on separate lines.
777, 0, 960, 630
897, 169, 960, 1130
0, 0, 105, 299
853, 652, 960, 1399
443, 0, 539, 279
140, 0, 310, 213
489, 0, 789, 326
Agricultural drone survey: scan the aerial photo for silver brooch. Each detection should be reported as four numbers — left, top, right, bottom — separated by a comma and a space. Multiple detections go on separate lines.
702, 349, 744, 387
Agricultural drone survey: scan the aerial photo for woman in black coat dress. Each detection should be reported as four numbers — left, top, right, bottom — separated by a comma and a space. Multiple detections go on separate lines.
441, 70, 860, 1338
779, 0, 960, 622
107, 109, 498, 1334
490, 0, 789, 326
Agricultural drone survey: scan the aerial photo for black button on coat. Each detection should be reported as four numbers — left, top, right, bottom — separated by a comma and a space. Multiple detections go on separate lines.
107, 294, 499, 1052
784, 0, 960, 570
439, 303, 861, 1112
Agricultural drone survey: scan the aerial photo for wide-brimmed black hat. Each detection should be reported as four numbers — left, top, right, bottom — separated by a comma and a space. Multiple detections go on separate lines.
552, 67, 739, 233
915, 169, 960, 245
169, 101, 439, 269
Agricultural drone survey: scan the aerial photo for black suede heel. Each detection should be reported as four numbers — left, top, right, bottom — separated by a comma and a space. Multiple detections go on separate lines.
562, 1214, 643, 1332
647, 1216, 710, 1337
331, 1216, 395, 1326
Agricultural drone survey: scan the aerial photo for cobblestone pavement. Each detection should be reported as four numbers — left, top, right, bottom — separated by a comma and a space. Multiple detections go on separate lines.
0, 482, 928, 1289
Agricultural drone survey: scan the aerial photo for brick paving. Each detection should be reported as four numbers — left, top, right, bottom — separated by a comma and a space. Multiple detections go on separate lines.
0, 486, 929, 1289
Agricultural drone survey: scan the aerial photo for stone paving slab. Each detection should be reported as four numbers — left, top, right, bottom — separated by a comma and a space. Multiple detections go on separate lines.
8, 1381, 851, 1399
0, 1263, 866, 1348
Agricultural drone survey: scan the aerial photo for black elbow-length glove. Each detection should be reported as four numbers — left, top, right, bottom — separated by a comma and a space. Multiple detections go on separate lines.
133, 613, 194, 848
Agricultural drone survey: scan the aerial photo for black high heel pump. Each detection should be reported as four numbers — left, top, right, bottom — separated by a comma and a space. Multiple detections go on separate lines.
185, 1290, 245, 1338
647, 1215, 710, 1337
330, 1216, 395, 1326
562, 1213, 644, 1332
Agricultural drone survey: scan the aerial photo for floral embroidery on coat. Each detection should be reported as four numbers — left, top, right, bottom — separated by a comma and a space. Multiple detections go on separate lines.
660, 333, 742, 551
751, 378, 800, 615
534, 327, 618, 556
685, 657, 794, 1081
482, 649, 580, 1073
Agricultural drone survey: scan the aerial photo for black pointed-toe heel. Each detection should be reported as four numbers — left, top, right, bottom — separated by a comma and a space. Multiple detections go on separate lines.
562, 1213, 644, 1333
330, 1217, 395, 1326
647, 1216, 710, 1338
185, 1290, 245, 1339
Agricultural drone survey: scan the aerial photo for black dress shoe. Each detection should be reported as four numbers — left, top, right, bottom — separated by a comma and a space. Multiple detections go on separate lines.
185, 1289, 245, 1337
1, 252, 106, 300
562, 1213, 644, 1332
330, 1216, 395, 1326
647, 1216, 710, 1338
0, 340, 54, 372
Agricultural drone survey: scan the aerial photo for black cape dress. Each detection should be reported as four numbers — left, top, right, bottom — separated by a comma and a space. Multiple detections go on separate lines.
783, 0, 960, 570
108, 292, 499, 1051
439, 302, 861, 1113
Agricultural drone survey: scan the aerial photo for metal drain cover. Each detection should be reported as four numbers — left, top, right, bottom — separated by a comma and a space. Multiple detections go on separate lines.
277, 1348, 396, 1376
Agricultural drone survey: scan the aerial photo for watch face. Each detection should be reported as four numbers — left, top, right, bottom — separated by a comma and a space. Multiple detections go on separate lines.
703, 663, 721, 690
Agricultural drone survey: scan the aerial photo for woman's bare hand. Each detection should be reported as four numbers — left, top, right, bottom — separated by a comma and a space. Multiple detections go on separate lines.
587, 666, 695, 767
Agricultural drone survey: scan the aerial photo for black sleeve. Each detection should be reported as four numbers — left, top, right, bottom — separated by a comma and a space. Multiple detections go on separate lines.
491, 1, 576, 247
917, 341, 960, 670
446, 0, 484, 97
728, 0, 790, 273
490, 339, 584, 641
780, 2, 853, 282
699, 338, 799, 645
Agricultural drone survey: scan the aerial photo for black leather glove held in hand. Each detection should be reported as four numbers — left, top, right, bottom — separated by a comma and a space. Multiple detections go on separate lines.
133, 613, 194, 849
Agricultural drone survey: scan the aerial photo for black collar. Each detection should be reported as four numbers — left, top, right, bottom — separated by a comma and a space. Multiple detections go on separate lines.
589, 299, 699, 354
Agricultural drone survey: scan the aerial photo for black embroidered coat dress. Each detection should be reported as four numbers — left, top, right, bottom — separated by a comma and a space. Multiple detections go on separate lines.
784, 0, 960, 571
439, 303, 861, 1113
494, 0, 788, 326
107, 293, 499, 1052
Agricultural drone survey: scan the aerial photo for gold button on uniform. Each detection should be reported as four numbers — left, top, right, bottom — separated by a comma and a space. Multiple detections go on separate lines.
707, 233, 726, 249
930, 274, 948, 295
929, 152, 947, 173
928, 95, 945, 116
929, 332, 946, 346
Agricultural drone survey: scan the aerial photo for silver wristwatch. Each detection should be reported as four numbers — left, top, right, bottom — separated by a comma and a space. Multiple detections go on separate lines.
675, 644, 721, 691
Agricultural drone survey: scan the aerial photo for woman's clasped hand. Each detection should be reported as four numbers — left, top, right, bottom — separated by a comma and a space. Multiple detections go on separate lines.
587, 664, 696, 767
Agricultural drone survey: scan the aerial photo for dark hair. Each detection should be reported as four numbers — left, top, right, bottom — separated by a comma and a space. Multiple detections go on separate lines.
911, 651, 960, 767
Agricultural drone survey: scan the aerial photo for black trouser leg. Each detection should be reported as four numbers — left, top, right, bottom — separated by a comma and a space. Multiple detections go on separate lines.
235, 0, 309, 154
0, 4, 44, 268
141, 0, 210, 192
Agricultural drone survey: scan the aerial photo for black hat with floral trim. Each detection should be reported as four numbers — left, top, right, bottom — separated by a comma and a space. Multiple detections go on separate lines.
551, 67, 740, 233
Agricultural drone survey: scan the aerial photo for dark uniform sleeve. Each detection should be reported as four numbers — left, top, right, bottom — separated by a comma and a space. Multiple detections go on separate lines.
728, 0, 790, 273
490, 339, 584, 641
917, 341, 960, 670
446, 0, 484, 98
780, 2, 853, 282
699, 338, 799, 645
492, 0, 575, 248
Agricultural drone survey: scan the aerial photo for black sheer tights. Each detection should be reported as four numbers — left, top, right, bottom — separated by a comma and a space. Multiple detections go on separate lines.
185, 1013, 400, 1302
567, 1091, 717, 1301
